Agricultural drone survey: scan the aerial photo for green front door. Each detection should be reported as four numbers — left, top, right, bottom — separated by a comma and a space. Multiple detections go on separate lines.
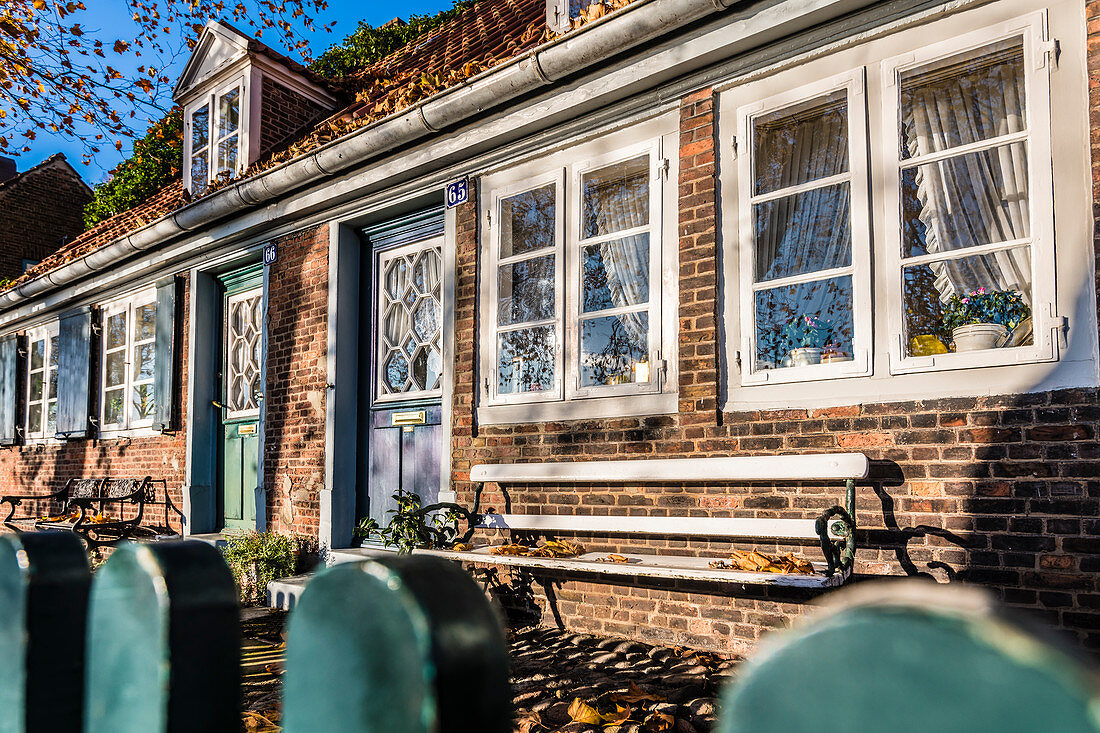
219, 271, 263, 531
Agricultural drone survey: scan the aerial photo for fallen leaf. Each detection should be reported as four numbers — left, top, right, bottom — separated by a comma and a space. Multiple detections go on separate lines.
568, 697, 603, 725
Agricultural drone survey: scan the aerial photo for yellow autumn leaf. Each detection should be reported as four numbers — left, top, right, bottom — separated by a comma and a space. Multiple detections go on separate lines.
567, 698, 602, 725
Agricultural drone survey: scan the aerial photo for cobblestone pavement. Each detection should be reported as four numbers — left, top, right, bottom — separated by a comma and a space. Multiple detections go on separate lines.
508, 626, 737, 733
239, 609, 738, 732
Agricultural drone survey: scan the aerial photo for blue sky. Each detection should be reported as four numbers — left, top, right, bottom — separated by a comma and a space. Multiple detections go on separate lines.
18, 0, 453, 186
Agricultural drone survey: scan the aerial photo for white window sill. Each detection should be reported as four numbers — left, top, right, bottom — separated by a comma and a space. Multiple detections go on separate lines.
96, 427, 161, 440
724, 354, 1097, 412
477, 392, 677, 425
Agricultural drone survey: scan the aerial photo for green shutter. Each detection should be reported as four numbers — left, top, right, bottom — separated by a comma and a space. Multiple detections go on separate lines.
0, 335, 17, 445
152, 278, 177, 432
56, 308, 91, 439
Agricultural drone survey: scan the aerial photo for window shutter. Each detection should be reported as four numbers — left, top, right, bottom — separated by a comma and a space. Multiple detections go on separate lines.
0, 335, 17, 445
56, 308, 92, 439
152, 277, 178, 432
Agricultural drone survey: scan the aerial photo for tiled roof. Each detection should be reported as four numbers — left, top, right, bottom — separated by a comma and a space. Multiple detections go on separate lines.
12, 181, 185, 287
5, 0, 628, 294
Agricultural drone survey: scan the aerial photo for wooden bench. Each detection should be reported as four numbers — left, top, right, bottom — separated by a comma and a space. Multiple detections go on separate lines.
418, 453, 867, 589
2, 477, 184, 549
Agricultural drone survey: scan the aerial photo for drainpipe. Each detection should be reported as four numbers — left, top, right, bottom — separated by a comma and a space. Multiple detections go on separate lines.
0, 0, 777, 310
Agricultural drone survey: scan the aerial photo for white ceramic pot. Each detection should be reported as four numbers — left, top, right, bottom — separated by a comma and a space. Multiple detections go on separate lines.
952, 323, 1007, 352
789, 347, 823, 367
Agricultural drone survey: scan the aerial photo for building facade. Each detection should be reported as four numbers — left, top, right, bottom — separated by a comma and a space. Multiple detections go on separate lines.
0, 0, 1099, 653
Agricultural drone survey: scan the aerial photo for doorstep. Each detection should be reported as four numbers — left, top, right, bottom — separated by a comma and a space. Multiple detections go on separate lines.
265, 545, 398, 611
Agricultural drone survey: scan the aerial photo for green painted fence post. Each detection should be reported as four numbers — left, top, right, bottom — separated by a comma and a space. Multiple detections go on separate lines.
283, 555, 511, 733
0, 531, 91, 733
719, 580, 1100, 733
83, 540, 240, 733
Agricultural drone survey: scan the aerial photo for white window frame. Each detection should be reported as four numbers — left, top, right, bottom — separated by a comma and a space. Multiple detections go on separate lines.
374, 236, 446, 404
719, 4, 1092, 410
567, 139, 665, 399
485, 171, 566, 406
735, 68, 873, 386
478, 116, 678, 422
24, 321, 59, 441
98, 288, 158, 434
184, 76, 247, 194
881, 15, 1058, 374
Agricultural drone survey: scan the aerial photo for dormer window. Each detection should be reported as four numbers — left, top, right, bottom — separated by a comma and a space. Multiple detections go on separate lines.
187, 80, 244, 195
175, 20, 339, 197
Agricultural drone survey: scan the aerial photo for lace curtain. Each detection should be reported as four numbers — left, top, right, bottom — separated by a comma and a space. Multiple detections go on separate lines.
903, 51, 1031, 302
586, 166, 649, 344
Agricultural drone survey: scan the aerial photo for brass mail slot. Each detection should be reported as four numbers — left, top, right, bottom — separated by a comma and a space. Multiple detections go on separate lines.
391, 410, 426, 426
238, 424, 257, 436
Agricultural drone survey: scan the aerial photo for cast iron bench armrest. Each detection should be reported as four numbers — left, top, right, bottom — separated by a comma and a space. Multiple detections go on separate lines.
1, 486, 71, 523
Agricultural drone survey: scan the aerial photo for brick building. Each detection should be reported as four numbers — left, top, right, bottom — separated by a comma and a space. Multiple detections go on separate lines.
0, 154, 91, 282
0, 0, 1098, 654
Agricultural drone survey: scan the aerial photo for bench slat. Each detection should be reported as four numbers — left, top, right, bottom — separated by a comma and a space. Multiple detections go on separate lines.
470, 453, 869, 484
480, 513, 840, 540
414, 547, 846, 588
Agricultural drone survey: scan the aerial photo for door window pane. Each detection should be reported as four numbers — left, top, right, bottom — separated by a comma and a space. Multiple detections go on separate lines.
500, 185, 555, 258
581, 313, 648, 387
498, 326, 555, 394
226, 291, 263, 414
582, 235, 649, 313
376, 245, 444, 397
582, 155, 649, 238
753, 91, 848, 195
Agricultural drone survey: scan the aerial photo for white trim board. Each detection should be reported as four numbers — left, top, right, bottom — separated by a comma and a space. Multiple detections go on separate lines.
478, 513, 842, 541
470, 453, 870, 483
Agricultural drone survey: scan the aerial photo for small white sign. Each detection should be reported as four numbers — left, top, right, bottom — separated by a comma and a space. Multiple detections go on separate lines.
445, 178, 469, 208
263, 243, 277, 266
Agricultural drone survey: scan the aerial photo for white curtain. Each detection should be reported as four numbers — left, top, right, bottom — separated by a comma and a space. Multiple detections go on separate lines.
903, 51, 1031, 302
587, 167, 649, 345
753, 103, 853, 360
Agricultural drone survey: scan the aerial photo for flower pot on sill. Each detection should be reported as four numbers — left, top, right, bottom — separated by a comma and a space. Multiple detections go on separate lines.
952, 323, 1007, 352
789, 347, 823, 367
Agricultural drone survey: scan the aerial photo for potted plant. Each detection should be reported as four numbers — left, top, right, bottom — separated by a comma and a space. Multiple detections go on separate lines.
782, 315, 833, 366
941, 288, 1031, 353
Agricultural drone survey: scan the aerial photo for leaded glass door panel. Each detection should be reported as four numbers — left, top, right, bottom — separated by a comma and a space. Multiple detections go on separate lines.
220, 277, 263, 531
364, 235, 444, 537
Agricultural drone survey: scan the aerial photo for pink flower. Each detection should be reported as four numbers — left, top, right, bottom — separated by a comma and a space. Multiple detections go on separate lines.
961, 298, 970, 304
977, 287, 986, 294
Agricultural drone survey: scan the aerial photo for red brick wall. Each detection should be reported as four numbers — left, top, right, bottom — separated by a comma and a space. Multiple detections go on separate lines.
0, 156, 91, 282
259, 78, 330, 160
448, 78, 1100, 654
0, 277, 190, 528
262, 224, 329, 536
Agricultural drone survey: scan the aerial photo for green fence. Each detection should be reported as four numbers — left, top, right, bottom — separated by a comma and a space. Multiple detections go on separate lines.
2, 532, 1099, 733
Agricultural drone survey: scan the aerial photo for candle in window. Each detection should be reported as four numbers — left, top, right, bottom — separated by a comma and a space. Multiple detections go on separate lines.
634, 360, 650, 383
